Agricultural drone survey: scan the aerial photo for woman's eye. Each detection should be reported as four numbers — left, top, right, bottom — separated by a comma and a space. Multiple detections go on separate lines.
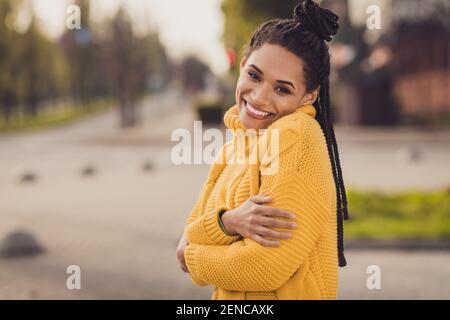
276, 87, 291, 95
248, 72, 259, 81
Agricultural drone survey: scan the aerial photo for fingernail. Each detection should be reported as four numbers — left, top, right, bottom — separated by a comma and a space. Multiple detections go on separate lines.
290, 213, 295, 218
291, 223, 298, 228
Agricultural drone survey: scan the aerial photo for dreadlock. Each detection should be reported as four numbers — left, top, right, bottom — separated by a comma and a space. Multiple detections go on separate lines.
243, 0, 350, 267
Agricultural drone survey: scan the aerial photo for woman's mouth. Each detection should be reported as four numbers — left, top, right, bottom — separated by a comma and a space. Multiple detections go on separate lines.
243, 99, 274, 120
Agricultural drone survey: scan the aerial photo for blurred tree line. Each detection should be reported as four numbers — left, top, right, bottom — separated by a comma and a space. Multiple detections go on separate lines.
0, 0, 170, 128
221, 0, 298, 73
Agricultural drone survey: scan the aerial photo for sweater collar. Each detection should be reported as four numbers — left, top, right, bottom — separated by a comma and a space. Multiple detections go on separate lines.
223, 104, 316, 131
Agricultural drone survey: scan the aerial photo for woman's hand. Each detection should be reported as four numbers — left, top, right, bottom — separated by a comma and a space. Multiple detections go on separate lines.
176, 233, 189, 273
220, 194, 298, 247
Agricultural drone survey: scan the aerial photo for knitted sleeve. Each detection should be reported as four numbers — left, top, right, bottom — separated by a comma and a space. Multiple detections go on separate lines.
184, 120, 334, 291
183, 182, 237, 287
185, 206, 242, 246
183, 143, 242, 246
184, 181, 208, 227
182, 144, 241, 287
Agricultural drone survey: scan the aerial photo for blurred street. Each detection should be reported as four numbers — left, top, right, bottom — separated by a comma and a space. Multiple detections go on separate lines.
1, 91, 450, 299
1, 91, 449, 192
0, 0, 449, 302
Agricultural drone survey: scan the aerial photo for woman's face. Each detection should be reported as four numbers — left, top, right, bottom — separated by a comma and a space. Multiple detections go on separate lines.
235, 43, 318, 129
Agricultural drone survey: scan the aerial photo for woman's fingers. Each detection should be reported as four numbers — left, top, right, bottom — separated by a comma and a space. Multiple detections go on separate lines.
248, 196, 297, 221
249, 194, 272, 204
256, 226, 292, 239
250, 224, 295, 247
259, 215, 298, 229
263, 207, 296, 219
243, 195, 297, 247
180, 265, 189, 273
252, 234, 280, 247
249, 196, 297, 220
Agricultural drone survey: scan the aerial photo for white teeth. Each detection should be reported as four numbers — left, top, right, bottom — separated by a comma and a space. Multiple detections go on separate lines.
246, 102, 270, 117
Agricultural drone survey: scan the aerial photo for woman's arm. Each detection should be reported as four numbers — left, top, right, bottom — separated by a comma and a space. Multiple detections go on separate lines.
181, 142, 242, 246
185, 205, 242, 245
184, 123, 335, 291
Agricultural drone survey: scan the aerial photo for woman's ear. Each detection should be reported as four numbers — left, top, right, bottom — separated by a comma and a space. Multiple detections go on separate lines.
239, 56, 248, 73
301, 86, 320, 105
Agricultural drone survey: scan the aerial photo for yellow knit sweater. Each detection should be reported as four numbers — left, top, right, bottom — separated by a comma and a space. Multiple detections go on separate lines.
183, 104, 338, 300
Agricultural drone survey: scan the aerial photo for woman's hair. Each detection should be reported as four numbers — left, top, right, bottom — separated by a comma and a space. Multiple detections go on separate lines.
244, 0, 349, 267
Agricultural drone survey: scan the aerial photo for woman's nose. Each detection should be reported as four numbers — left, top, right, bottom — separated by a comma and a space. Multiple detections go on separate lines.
251, 83, 272, 106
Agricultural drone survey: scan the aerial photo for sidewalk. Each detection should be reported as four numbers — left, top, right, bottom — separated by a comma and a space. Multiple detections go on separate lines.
335, 125, 450, 143
346, 239, 450, 251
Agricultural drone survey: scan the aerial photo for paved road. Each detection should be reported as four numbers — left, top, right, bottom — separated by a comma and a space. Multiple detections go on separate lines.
1, 91, 449, 299
1, 161, 449, 299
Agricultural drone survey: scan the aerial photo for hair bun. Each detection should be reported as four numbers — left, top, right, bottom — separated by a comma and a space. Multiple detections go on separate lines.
293, 0, 339, 42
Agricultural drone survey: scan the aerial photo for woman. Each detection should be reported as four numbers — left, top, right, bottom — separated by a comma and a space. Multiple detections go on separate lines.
176, 0, 349, 300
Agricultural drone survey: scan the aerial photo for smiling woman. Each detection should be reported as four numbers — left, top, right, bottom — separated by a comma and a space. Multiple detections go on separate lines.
237, 44, 319, 129
176, 0, 350, 300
